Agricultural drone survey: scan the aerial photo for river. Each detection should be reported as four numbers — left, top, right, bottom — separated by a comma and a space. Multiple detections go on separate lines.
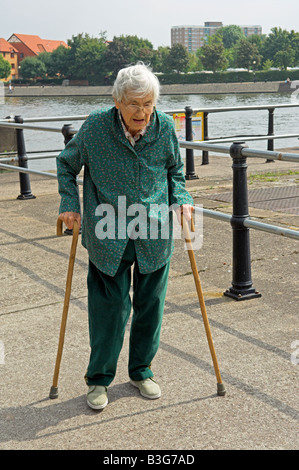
1, 93, 299, 170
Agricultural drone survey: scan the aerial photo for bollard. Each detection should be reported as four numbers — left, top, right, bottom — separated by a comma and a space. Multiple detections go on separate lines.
266, 108, 275, 163
202, 112, 209, 165
60, 124, 81, 235
61, 123, 76, 146
224, 142, 261, 301
15, 116, 36, 200
184, 106, 198, 180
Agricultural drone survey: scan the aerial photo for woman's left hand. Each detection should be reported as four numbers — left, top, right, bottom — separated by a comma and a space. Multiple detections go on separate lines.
175, 204, 194, 223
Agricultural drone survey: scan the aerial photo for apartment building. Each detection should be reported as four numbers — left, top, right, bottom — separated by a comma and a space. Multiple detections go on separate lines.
171, 23, 262, 52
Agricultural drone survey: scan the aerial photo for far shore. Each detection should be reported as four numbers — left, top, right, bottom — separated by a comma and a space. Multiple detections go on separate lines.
4, 81, 298, 97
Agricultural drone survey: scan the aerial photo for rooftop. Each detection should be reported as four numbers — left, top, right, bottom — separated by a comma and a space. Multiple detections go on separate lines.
7, 33, 68, 54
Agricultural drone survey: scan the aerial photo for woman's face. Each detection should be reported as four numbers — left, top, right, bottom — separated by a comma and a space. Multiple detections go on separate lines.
114, 92, 154, 136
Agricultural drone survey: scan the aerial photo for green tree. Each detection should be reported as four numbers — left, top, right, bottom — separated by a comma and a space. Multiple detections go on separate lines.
102, 36, 134, 81
153, 46, 170, 72
116, 35, 154, 63
274, 47, 295, 70
247, 33, 266, 50
163, 43, 190, 73
19, 56, 46, 79
289, 30, 299, 65
65, 33, 106, 81
234, 38, 262, 71
199, 37, 228, 72
216, 25, 245, 49
262, 59, 274, 71
49, 45, 70, 77
74, 35, 107, 82
261, 27, 291, 63
38, 51, 53, 74
39, 45, 70, 78
187, 52, 203, 72
0, 55, 11, 80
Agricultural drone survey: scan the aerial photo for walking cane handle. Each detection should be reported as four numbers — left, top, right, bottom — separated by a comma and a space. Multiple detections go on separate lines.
56, 218, 79, 237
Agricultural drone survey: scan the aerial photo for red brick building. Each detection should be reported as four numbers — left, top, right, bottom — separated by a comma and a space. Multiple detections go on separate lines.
7, 33, 68, 62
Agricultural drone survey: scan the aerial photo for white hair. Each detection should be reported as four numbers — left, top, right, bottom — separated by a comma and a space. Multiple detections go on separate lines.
112, 62, 160, 104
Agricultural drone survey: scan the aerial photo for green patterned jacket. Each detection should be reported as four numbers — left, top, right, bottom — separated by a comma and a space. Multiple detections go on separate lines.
56, 106, 193, 276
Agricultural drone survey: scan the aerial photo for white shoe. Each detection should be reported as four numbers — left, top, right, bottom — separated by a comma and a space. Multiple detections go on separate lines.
87, 385, 108, 410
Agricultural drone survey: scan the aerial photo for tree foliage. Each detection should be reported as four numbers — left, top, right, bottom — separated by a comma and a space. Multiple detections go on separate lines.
234, 38, 262, 70
0, 55, 11, 79
19, 56, 46, 79
261, 27, 298, 69
163, 43, 190, 73
199, 37, 228, 72
14, 26, 299, 82
216, 25, 245, 49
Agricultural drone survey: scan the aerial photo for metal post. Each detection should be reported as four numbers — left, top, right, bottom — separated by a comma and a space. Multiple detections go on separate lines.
266, 108, 275, 163
60, 124, 81, 235
184, 106, 198, 180
202, 112, 209, 165
61, 124, 76, 145
15, 116, 36, 200
224, 142, 261, 301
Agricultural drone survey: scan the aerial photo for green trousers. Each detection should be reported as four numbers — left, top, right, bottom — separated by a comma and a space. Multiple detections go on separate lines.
85, 239, 170, 386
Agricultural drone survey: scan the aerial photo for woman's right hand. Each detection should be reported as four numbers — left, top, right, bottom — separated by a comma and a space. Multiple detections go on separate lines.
58, 212, 81, 230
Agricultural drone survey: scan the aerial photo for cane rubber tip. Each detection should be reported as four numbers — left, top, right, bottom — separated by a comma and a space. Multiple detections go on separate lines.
49, 386, 59, 399
217, 383, 226, 396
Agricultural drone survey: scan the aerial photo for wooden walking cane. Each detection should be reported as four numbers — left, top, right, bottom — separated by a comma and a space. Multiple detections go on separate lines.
49, 218, 80, 399
181, 213, 226, 396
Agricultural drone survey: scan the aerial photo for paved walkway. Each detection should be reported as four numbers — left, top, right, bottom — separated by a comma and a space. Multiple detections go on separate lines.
0, 151, 298, 450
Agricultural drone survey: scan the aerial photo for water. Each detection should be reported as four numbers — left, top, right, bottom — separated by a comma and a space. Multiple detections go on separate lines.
1, 93, 299, 170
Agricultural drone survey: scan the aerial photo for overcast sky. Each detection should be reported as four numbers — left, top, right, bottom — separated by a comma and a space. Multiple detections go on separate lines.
1, 0, 299, 48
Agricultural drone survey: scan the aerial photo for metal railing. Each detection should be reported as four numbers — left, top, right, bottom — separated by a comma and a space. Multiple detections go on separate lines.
171, 103, 299, 172
0, 110, 298, 302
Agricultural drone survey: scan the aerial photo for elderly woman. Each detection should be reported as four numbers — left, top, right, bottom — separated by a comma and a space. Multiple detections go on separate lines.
56, 63, 194, 410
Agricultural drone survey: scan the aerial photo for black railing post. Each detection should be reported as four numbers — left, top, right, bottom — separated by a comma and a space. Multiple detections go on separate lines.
184, 106, 198, 180
266, 108, 275, 163
61, 124, 81, 235
202, 112, 209, 165
62, 124, 76, 145
224, 142, 261, 301
15, 115, 36, 200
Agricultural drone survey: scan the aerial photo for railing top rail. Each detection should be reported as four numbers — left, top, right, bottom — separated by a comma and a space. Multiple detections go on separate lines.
1, 102, 299, 124
179, 140, 231, 154
1, 120, 298, 145
0, 121, 62, 133
179, 140, 299, 162
1, 115, 89, 123
163, 102, 299, 115
206, 133, 299, 144
242, 147, 299, 162
0, 162, 84, 184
